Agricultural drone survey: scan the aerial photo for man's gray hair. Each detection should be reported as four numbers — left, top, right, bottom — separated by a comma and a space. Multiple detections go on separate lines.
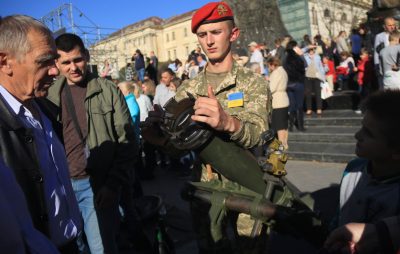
249, 62, 261, 74
0, 15, 53, 60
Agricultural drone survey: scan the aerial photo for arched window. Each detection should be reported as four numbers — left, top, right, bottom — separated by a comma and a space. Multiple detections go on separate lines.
324, 9, 330, 18
341, 13, 347, 22
311, 7, 318, 25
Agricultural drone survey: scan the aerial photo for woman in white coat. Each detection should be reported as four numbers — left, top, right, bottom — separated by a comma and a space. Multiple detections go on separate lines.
267, 57, 290, 149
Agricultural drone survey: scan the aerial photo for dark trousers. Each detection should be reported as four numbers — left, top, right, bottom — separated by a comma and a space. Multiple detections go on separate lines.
59, 240, 79, 254
140, 141, 156, 178
375, 64, 384, 90
119, 167, 144, 234
287, 82, 305, 113
97, 204, 121, 254
304, 77, 322, 110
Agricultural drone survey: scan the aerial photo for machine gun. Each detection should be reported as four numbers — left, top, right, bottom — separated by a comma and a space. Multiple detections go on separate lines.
141, 96, 328, 248
186, 131, 326, 247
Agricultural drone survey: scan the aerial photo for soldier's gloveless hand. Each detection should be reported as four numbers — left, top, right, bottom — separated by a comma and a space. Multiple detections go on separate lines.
192, 85, 240, 133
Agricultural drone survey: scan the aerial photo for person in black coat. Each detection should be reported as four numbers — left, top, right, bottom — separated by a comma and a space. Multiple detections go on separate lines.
283, 40, 307, 131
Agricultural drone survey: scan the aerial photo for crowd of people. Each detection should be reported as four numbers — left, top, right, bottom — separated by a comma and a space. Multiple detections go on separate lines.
0, 1, 400, 254
108, 17, 399, 151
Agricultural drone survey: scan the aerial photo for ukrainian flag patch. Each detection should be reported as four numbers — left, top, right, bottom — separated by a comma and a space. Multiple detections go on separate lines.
227, 92, 244, 108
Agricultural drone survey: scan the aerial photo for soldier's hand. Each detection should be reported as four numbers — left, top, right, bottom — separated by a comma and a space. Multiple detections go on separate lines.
192, 85, 240, 133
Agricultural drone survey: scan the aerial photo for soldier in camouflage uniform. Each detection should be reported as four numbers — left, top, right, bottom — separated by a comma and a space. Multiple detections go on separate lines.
173, 2, 271, 253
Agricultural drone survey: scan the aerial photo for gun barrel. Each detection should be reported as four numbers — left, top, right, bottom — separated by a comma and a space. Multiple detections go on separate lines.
191, 188, 277, 219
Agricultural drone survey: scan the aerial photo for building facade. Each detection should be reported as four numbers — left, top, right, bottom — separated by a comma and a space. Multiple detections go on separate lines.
278, 0, 372, 42
308, 0, 372, 38
90, 11, 199, 74
90, 0, 372, 74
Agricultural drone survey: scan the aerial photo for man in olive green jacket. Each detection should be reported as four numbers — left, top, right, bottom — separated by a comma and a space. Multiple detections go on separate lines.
43, 33, 137, 254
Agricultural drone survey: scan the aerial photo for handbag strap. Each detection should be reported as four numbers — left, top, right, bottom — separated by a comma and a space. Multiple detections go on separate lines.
63, 84, 85, 143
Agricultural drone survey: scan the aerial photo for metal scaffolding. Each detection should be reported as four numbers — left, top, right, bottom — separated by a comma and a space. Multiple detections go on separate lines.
40, 3, 117, 48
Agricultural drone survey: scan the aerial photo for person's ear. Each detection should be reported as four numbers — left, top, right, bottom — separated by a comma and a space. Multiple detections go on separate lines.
230, 27, 240, 42
0, 52, 12, 75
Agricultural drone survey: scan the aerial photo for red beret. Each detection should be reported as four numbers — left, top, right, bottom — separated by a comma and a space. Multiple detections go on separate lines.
191, 2, 234, 33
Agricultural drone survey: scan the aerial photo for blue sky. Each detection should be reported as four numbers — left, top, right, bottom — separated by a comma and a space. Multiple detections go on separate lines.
1, 1, 211, 30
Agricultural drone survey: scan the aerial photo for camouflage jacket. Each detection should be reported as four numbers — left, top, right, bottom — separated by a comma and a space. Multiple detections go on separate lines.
175, 61, 271, 149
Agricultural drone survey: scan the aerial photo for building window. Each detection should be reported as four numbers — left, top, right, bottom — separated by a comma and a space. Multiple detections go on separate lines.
324, 9, 330, 18
184, 28, 188, 37
172, 31, 175, 40
186, 46, 189, 56
166, 34, 169, 42
311, 7, 318, 26
174, 49, 177, 59
168, 50, 171, 60
143, 36, 146, 44
341, 13, 347, 22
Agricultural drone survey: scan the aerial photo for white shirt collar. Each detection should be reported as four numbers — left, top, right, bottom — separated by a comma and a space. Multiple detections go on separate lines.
0, 85, 24, 115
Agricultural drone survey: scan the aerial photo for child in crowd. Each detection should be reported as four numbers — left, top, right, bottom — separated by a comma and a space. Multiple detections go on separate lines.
355, 48, 374, 97
333, 90, 400, 231
141, 79, 156, 103
169, 77, 182, 93
326, 90, 400, 253
323, 55, 336, 92
117, 81, 140, 142
336, 51, 355, 91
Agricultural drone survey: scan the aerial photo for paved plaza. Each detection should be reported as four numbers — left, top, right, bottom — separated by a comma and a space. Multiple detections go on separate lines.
138, 159, 348, 254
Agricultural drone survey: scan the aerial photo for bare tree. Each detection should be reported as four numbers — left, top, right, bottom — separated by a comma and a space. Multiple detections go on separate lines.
312, 0, 370, 37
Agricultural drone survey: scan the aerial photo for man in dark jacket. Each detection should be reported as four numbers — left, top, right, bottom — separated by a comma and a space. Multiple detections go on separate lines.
0, 157, 60, 254
0, 15, 82, 253
133, 49, 145, 82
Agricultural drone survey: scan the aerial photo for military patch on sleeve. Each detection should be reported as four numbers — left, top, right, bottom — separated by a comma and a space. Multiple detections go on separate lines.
227, 92, 244, 108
